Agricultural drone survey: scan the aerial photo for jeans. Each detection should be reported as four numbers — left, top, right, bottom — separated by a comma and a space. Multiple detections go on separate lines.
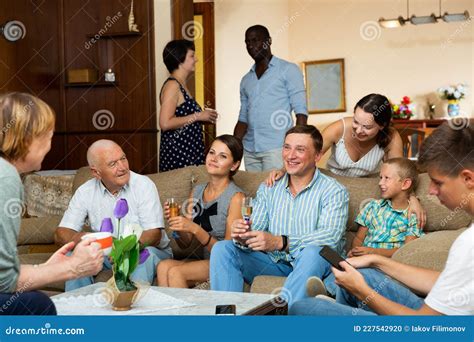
244, 148, 283, 172
210, 241, 332, 307
289, 268, 424, 315
65, 246, 172, 291
0, 291, 56, 315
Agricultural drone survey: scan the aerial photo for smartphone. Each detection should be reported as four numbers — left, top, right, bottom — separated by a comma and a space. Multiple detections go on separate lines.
215, 304, 236, 315
319, 245, 350, 271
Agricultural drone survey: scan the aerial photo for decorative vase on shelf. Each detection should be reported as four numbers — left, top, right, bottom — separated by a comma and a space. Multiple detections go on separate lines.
447, 100, 460, 117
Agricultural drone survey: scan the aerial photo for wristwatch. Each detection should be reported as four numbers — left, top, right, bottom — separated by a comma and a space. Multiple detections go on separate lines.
280, 235, 288, 252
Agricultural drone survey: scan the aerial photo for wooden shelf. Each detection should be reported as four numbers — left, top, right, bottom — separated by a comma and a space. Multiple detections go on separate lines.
64, 81, 117, 88
86, 31, 142, 39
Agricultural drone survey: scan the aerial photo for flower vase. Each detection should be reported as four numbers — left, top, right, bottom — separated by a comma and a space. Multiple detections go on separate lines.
106, 277, 139, 311
447, 100, 460, 117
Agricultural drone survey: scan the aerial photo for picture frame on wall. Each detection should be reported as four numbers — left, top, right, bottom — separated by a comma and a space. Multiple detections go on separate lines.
302, 58, 346, 114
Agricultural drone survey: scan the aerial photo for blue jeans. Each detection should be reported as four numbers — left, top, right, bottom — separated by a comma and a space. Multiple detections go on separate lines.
210, 241, 332, 307
244, 148, 283, 172
0, 291, 56, 315
289, 268, 424, 315
65, 246, 172, 291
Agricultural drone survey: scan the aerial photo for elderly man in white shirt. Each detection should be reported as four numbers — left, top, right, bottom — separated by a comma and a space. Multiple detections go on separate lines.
55, 140, 172, 291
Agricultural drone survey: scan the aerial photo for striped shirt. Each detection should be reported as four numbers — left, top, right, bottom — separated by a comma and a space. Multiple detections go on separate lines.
355, 199, 423, 249
326, 119, 385, 177
245, 168, 349, 264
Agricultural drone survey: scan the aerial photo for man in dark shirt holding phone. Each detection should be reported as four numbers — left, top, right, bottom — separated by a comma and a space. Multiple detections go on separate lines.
290, 121, 474, 315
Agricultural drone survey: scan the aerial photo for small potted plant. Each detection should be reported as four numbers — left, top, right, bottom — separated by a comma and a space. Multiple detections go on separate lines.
100, 198, 150, 311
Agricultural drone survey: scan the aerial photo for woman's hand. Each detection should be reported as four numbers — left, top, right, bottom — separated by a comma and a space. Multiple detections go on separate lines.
408, 196, 426, 229
168, 216, 197, 234
198, 108, 219, 124
264, 169, 285, 187
45, 241, 76, 265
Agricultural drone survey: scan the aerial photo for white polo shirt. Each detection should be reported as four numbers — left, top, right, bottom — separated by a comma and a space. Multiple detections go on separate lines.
59, 171, 170, 250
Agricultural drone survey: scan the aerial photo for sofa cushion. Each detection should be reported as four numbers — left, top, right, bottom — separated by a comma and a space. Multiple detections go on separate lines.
18, 216, 62, 246
392, 228, 466, 271
72, 167, 93, 193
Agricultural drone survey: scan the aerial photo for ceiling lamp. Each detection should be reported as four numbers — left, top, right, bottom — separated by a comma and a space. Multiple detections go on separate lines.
442, 10, 470, 22
378, 0, 471, 28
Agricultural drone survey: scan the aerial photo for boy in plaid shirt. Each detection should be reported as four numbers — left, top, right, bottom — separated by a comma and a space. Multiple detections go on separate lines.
348, 158, 423, 257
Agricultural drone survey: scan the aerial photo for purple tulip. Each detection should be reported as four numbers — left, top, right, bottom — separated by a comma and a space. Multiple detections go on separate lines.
100, 218, 114, 233
114, 198, 129, 219
139, 249, 150, 264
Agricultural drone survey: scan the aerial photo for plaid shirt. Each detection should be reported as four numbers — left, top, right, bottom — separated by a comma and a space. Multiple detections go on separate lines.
355, 199, 423, 249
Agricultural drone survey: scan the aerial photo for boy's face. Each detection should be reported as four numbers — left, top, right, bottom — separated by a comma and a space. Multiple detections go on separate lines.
428, 168, 472, 212
379, 163, 406, 200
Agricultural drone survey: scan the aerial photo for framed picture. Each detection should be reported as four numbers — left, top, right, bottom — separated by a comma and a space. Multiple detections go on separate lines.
302, 58, 346, 114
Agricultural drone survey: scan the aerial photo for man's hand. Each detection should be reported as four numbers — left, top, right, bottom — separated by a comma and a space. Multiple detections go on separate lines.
348, 246, 375, 257
241, 231, 281, 252
230, 218, 250, 244
332, 261, 371, 299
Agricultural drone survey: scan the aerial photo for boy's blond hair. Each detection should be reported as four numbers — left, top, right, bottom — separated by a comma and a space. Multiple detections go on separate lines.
0, 92, 55, 161
384, 157, 418, 192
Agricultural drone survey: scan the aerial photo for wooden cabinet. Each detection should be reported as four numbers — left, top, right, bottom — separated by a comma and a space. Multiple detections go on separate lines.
392, 119, 446, 158
2, 0, 158, 174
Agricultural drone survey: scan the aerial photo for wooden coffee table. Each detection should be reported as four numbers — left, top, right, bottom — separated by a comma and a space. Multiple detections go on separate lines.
51, 282, 287, 315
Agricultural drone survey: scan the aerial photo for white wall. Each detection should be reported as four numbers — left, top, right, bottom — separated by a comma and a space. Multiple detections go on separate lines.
213, 0, 473, 133
154, 0, 173, 161
214, 0, 291, 136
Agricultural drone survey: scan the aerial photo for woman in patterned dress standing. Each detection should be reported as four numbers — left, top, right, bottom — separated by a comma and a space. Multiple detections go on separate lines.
159, 40, 218, 172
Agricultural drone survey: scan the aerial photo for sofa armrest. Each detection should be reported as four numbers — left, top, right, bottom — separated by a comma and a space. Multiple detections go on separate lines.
18, 216, 62, 246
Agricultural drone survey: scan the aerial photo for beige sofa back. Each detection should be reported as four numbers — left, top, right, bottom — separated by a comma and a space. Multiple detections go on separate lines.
70, 165, 472, 260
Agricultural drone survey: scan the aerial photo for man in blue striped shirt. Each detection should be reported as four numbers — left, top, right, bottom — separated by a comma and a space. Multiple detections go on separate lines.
210, 125, 349, 306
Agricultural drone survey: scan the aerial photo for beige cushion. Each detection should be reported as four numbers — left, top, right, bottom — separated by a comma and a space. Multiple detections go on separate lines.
72, 166, 93, 193
392, 228, 467, 271
251, 275, 286, 294
18, 216, 62, 245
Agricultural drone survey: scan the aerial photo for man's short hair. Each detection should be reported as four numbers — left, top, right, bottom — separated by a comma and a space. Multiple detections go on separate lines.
384, 158, 418, 191
418, 120, 474, 176
285, 125, 323, 153
245, 25, 271, 39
